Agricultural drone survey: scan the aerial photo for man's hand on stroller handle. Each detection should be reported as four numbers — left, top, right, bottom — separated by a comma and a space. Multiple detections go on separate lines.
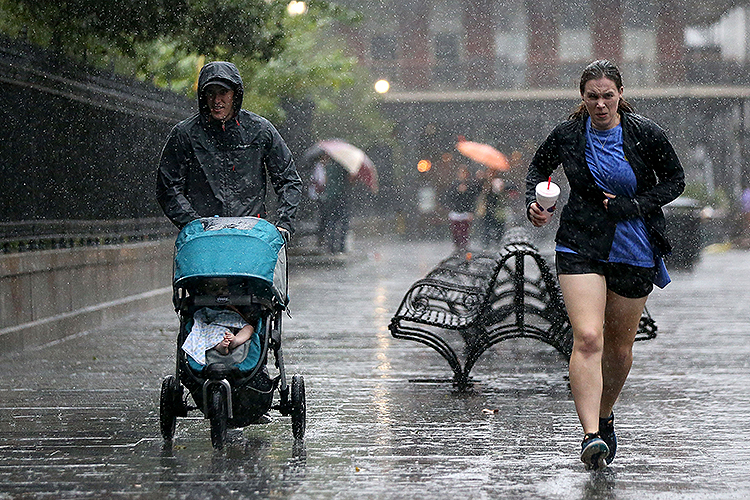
277, 226, 290, 244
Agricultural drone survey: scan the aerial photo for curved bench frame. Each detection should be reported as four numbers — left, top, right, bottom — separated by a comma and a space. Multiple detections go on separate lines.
389, 234, 657, 390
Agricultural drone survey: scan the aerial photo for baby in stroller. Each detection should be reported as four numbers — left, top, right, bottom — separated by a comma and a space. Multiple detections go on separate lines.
159, 217, 306, 449
182, 305, 256, 363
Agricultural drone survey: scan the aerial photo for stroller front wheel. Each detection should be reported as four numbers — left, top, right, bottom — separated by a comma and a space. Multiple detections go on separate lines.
291, 374, 306, 440
209, 387, 228, 449
160, 376, 180, 441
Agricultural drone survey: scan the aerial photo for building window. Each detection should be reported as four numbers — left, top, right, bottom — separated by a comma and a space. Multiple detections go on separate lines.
371, 35, 398, 60
559, 0, 588, 30
435, 33, 459, 61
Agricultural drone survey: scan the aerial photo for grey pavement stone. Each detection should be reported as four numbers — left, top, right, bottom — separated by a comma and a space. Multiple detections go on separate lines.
0, 236, 748, 499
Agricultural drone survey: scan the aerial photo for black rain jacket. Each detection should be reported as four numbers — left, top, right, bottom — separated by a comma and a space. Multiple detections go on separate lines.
525, 112, 685, 259
157, 61, 302, 232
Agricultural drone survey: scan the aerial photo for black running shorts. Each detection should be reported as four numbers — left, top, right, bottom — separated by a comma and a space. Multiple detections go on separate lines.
555, 251, 655, 299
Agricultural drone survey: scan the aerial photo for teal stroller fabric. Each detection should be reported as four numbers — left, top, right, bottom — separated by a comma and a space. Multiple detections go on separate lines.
174, 217, 288, 304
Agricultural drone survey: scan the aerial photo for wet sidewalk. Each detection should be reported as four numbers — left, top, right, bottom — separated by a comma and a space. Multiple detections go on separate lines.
0, 235, 749, 499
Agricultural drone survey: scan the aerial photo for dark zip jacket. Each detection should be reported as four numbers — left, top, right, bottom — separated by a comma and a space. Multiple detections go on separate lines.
525, 112, 685, 259
157, 61, 302, 232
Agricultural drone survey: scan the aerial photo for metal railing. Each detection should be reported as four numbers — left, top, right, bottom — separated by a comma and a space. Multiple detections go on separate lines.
0, 218, 178, 254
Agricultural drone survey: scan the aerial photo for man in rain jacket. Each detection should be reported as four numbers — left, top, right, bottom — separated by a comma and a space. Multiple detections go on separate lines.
157, 61, 302, 236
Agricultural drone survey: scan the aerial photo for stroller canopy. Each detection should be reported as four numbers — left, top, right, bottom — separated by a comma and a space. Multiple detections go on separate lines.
174, 217, 287, 304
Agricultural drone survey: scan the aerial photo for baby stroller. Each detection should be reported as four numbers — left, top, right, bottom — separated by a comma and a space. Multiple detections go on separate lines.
159, 217, 306, 448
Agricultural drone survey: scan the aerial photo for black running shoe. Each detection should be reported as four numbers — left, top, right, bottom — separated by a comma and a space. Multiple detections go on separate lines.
599, 412, 617, 465
581, 432, 609, 470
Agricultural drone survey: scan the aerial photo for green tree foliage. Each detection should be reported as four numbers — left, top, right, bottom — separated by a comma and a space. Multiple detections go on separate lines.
180, 0, 286, 61
0, 0, 394, 153
241, 3, 360, 120
273, 2, 394, 148
0, 0, 285, 62
1, 1, 177, 54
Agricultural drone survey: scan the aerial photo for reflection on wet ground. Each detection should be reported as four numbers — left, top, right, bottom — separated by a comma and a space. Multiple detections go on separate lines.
1, 237, 749, 499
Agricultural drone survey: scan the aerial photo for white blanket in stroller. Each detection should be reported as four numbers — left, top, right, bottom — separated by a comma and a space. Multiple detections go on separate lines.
182, 307, 249, 365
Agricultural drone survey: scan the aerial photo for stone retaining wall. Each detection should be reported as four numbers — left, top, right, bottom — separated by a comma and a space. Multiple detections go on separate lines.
0, 240, 173, 355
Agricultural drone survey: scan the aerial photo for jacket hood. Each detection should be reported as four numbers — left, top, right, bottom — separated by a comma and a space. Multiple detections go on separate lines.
197, 61, 244, 118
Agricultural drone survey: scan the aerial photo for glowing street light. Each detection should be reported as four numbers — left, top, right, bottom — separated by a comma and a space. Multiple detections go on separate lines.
417, 159, 432, 173
287, 1, 307, 16
374, 79, 390, 94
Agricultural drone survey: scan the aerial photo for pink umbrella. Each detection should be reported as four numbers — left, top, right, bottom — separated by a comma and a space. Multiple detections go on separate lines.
455, 138, 509, 171
313, 139, 379, 193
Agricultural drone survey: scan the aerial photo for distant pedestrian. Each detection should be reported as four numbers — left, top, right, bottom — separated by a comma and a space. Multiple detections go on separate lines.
442, 165, 482, 251
526, 60, 685, 469
476, 168, 514, 248
740, 186, 750, 247
318, 158, 351, 254
309, 155, 328, 202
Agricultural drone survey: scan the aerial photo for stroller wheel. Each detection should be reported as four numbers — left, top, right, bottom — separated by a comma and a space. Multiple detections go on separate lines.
291, 374, 306, 440
209, 387, 228, 449
160, 375, 180, 441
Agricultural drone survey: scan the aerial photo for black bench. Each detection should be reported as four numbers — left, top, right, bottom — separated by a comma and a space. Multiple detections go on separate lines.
389, 228, 657, 390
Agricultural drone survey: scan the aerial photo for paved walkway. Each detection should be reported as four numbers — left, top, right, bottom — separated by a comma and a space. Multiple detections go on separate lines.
0, 235, 748, 499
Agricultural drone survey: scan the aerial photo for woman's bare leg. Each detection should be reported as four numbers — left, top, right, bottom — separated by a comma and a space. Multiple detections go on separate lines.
558, 273, 607, 435
599, 291, 648, 418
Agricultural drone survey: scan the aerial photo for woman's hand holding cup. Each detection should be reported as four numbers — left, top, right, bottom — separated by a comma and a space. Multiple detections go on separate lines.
529, 180, 560, 227
528, 202, 552, 227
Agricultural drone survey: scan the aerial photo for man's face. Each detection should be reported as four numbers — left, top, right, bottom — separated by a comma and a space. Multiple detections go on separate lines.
205, 84, 235, 122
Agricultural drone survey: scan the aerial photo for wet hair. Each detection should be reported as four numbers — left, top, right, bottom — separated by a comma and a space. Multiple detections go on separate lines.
569, 59, 635, 120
